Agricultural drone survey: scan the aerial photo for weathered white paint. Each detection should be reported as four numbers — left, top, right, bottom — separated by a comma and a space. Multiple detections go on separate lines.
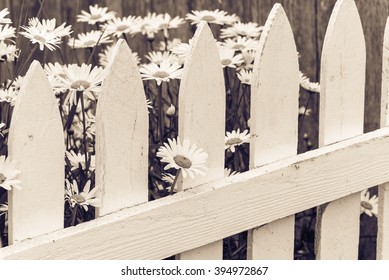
177, 21, 225, 260
377, 17, 389, 260
1, 127, 389, 260
316, 0, 365, 259
96, 40, 148, 217
248, 4, 299, 260
8, 61, 64, 243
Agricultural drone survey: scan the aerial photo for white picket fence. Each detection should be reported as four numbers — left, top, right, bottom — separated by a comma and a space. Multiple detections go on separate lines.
1, 0, 389, 260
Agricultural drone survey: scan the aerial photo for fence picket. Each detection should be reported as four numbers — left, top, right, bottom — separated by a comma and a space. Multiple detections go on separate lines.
377, 17, 389, 260
176, 21, 225, 260
247, 3, 299, 260
7, 61, 64, 243
95, 39, 148, 217
315, 0, 365, 259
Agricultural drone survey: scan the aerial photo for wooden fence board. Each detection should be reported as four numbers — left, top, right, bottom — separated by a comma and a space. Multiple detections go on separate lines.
96, 39, 148, 217
8, 61, 64, 244
1, 127, 389, 259
177, 21, 225, 259
316, 0, 365, 259
248, 3, 299, 260
377, 17, 389, 260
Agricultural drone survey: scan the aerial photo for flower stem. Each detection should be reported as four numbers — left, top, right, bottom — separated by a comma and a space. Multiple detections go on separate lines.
170, 169, 181, 195
70, 204, 79, 226
79, 90, 90, 174
158, 83, 164, 144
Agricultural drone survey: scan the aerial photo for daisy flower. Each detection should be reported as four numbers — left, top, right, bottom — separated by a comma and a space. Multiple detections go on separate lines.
158, 13, 185, 37
0, 155, 21, 191
65, 150, 96, 172
0, 41, 19, 62
237, 69, 252, 85
65, 180, 101, 211
68, 30, 112, 49
73, 111, 96, 141
161, 172, 175, 184
300, 71, 320, 93
0, 87, 18, 106
44, 62, 69, 95
12, 75, 25, 91
238, 49, 256, 70
0, 122, 7, 137
0, 24, 16, 42
186, 9, 232, 25
20, 18, 72, 51
0, 8, 12, 24
145, 51, 178, 65
298, 106, 312, 116
221, 22, 263, 39
225, 129, 250, 152
56, 63, 105, 104
360, 189, 378, 217
77, 4, 116, 25
222, 36, 259, 52
166, 104, 175, 117
0, 203, 7, 217
224, 168, 239, 177
218, 46, 244, 68
98, 44, 140, 67
146, 99, 153, 114
137, 12, 164, 39
171, 40, 192, 64
157, 137, 208, 179
103, 16, 141, 38
139, 61, 183, 86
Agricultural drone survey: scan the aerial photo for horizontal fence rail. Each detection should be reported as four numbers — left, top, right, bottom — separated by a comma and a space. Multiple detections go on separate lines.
1, 127, 389, 259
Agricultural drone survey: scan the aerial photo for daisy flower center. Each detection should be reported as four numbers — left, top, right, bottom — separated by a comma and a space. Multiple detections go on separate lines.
153, 71, 169, 78
33, 34, 47, 43
221, 58, 232, 66
89, 14, 102, 20
71, 194, 86, 204
174, 155, 192, 169
226, 137, 242, 146
0, 173, 6, 184
71, 80, 91, 90
83, 40, 97, 47
116, 24, 129, 32
360, 201, 373, 210
201, 15, 216, 22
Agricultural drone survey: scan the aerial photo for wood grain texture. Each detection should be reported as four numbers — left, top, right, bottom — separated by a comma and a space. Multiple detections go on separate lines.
248, 3, 299, 260
96, 40, 148, 216
177, 21, 225, 260
1, 127, 389, 259
377, 17, 389, 260
316, 0, 365, 260
7, 61, 64, 244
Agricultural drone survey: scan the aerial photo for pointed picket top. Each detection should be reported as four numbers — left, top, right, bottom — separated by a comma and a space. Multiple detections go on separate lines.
316, 0, 366, 259
177, 21, 225, 259
178, 21, 225, 190
250, 3, 299, 168
248, 3, 299, 260
96, 39, 148, 217
319, 0, 366, 146
8, 61, 64, 243
377, 17, 389, 260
